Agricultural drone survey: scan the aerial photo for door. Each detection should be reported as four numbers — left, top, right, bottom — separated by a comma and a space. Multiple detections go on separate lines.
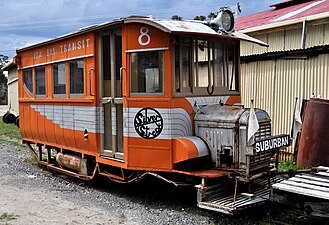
99, 30, 124, 160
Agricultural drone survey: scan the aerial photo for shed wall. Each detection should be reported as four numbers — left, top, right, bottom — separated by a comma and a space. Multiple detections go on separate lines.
241, 53, 329, 136
241, 22, 329, 56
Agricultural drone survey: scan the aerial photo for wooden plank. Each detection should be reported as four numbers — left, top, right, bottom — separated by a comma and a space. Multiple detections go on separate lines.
296, 174, 329, 184
317, 166, 329, 171
289, 177, 329, 188
280, 180, 329, 193
317, 172, 329, 177
272, 183, 329, 200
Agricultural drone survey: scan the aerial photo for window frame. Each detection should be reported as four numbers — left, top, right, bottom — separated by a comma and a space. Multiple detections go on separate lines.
69, 59, 85, 98
129, 49, 165, 97
22, 68, 33, 97
52, 62, 67, 98
173, 36, 240, 97
35, 66, 46, 98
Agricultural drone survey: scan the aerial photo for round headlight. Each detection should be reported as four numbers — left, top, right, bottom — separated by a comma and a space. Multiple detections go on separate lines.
216, 8, 235, 33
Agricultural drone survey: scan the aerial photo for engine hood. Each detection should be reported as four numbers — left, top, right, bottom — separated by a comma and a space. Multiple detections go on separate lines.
194, 104, 271, 125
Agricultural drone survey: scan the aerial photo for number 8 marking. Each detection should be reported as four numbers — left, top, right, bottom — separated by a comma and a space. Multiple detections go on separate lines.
138, 27, 150, 46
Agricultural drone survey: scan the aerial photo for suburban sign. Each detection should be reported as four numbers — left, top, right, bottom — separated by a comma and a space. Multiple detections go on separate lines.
255, 134, 290, 153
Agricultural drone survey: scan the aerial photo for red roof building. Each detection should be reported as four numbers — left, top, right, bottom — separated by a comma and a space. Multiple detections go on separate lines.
236, 0, 329, 32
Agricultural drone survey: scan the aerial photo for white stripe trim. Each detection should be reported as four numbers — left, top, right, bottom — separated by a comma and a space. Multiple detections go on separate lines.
18, 54, 94, 70
185, 136, 209, 157
125, 47, 168, 53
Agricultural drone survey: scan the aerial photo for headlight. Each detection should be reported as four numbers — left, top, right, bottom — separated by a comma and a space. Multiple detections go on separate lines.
211, 7, 235, 33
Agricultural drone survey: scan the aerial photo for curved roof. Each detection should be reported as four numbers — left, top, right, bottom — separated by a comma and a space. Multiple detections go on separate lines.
17, 16, 268, 52
125, 17, 268, 46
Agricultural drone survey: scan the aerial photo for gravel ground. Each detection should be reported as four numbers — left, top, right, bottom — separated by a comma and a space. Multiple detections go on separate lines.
0, 142, 328, 225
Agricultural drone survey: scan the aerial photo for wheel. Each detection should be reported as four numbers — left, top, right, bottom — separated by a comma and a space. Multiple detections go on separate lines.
5, 113, 16, 124
14, 116, 19, 128
2, 113, 9, 123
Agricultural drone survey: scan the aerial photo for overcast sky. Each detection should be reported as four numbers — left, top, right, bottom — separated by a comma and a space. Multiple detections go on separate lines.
0, 0, 278, 59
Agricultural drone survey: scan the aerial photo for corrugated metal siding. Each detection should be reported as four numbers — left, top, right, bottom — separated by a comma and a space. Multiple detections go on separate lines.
240, 23, 328, 56
285, 28, 302, 50
268, 31, 285, 52
306, 24, 325, 48
241, 54, 329, 137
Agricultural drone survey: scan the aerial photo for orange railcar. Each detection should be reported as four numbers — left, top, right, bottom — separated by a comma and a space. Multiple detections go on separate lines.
15, 8, 289, 214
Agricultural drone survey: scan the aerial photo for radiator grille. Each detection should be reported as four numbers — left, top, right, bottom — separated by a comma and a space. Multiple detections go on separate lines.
253, 122, 272, 163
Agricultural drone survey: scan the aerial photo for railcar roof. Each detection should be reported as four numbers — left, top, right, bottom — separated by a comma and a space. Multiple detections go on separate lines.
16, 16, 267, 53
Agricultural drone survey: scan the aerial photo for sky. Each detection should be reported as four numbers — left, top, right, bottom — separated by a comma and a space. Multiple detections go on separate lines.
0, 0, 279, 60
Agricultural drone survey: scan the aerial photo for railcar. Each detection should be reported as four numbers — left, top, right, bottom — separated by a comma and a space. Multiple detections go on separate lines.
14, 8, 289, 214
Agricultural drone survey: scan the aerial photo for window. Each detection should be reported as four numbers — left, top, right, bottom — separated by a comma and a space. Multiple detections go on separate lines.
35, 66, 46, 96
130, 51, 164, 95
53, 63, 66, 95
69, 60, 84, 94
174, 37, 239, 96
23, 69, 33, 95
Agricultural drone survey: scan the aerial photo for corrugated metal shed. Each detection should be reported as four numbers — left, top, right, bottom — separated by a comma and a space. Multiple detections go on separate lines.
237, 0, 329, 147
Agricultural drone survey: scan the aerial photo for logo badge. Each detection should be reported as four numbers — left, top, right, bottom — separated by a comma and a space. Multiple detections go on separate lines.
134, 108, 163, 139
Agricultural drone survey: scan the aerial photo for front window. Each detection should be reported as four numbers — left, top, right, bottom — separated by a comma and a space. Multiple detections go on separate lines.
130, 51, 164, 95
69, 60, 84, 95
35, 66, 46, 96
23, 69, 33, 96
175, 37, 239, 96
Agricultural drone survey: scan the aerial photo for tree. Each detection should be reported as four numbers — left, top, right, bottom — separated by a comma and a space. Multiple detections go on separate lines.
208, 12, 217, 20
194, 15, 206, 21
0, 54, 9, 86
171, 15, 182, 21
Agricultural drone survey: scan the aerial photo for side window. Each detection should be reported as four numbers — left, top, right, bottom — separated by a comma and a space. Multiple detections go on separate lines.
174, 37, 239, 96
53, 63, 66, 95
130, 51, 164, 95
69, 60, 84, 95
35, 66, 46, 96
175, 39, 192, 93
23, 69, 33, 95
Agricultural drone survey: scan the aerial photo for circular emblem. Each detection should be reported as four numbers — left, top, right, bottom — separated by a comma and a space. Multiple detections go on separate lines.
134, 108, 163, 139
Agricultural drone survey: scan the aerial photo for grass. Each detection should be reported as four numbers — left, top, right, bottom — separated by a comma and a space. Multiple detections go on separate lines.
0, 117, 23, 146
0, 212, 19, 223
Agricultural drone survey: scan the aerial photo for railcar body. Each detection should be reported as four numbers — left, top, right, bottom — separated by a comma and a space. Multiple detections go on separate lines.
15, 8, 289, 214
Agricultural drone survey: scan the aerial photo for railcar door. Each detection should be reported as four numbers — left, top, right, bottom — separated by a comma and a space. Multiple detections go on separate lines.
99, 30, 124, 160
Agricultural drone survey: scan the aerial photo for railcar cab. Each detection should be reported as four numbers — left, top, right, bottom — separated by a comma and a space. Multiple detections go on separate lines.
96, 9, 270, 177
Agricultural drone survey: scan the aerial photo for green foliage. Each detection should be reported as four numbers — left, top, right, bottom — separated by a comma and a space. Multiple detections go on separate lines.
194, 15, 206, 21
278, 160, 303, 171
0, 54, 9, 85
0, 117, 22, 146
0, 212, 19, 223
171, 15, 182, 21
208, 12, 217, 20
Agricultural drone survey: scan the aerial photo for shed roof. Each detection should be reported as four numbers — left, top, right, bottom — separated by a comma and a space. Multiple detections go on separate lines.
236, 0, 329, 32
2, 61, 16, 71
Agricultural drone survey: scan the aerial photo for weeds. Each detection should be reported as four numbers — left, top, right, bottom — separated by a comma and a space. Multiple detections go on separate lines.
278, 160, 303, 172
0, 117, 23, 146
0, 212, 19, 224
119, 212, 127, 224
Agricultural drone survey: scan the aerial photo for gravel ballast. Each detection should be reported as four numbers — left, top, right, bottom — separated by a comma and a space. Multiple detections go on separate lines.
0, 143, 327, 225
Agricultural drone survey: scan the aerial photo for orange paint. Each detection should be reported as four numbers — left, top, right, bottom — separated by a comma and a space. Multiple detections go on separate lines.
173, 138, 199, 164
16, 18, 245, 181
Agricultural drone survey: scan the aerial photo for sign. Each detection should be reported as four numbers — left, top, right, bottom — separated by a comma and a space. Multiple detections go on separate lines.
255, 134, 290, 153
134, 108, 163, 139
